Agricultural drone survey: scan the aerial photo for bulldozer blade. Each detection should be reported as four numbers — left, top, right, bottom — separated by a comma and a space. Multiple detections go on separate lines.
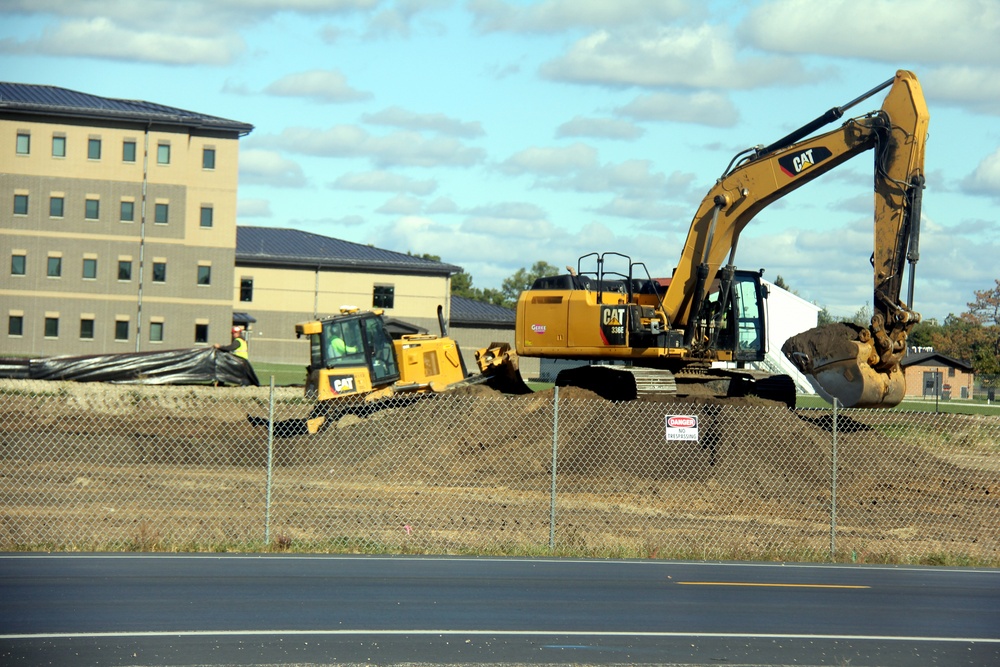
782, 323, 905, 408
476, 342, 533, 395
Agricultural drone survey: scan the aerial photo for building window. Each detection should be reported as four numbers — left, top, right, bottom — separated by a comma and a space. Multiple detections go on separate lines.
80, 318, 95, 340
157, 143, 170, 165
44, 317, 59, 338
11, 254, 26, 276
240, 277, 253, 302
82, 258, 97, 280
47, 256, 62, 277
13, 194, 28, 216
52, 135, 66, 157
373, 285, 395, 309
9, 315, 24, 336
154, 203, 169, 224
152, 261, 167, 283
16, 132, 30, 155
194, 323, 209, 344
149, 321, 164, 343
123, 140, 137, 162
85, 198, 100, 220
120, 200, 134, 222
118, 260, 132, 281
115, 320, 129, 341
202, 148, 216, 169
50, 196, 64, 218
88, 138, 101, 160
948, 367, 955, 377
199, 206, 213, 228
197, 265, 211, 286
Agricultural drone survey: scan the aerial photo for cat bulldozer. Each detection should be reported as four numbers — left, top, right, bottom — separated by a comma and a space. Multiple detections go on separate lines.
491, 69, 929, 409
249, 306, 528, 436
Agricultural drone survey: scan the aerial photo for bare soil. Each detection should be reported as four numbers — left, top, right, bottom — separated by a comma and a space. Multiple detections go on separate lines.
0, 379, 996, 561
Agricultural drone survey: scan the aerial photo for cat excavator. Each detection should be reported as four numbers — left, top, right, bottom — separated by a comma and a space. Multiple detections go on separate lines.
487, 69, 929, 408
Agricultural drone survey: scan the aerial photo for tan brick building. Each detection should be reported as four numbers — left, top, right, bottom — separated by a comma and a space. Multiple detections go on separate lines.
900, 350, 975, 400
1, 82, 252, 356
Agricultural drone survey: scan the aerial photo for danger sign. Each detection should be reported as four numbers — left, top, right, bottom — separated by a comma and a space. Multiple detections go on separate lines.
665, 414, 699, 441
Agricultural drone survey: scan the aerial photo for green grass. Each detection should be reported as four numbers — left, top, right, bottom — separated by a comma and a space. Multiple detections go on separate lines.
250, 361, 307, 386
796, 393, 1000, 415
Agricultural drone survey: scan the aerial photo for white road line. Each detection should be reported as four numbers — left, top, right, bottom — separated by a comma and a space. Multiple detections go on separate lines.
3, 630, 999, 643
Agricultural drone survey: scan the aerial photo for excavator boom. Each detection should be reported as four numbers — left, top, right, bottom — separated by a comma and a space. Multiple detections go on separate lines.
663, 70, 927, 407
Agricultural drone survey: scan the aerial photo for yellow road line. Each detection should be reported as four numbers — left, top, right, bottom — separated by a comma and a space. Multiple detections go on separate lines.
676, 581, 870, 589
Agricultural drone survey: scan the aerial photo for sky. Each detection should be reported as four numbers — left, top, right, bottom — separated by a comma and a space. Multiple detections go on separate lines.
2, 0, 998, 323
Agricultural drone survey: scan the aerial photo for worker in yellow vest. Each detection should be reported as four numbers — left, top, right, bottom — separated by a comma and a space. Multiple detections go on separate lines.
215, 326, 249, 359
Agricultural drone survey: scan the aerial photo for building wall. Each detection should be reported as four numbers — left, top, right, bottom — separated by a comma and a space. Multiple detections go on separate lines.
903, 361, 975, 399
232, 264, 453, 364
2, 115, 242, 356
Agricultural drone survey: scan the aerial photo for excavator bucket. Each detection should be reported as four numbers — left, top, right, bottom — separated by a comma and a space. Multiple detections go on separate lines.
475, 342, 533, 394
782, 323, 905, 408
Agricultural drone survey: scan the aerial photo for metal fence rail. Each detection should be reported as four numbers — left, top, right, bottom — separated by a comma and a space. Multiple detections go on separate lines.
1, 380, 997, 562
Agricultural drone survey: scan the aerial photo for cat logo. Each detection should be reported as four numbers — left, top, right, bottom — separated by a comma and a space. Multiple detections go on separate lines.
778, 146, 833, 178
328, 374, 357, 395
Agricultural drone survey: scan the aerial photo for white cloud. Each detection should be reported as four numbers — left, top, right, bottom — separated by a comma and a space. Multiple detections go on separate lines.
264, 69, 371, 103
540, 25, 813, 89
617, 91, 738, 127
469, 0, 692, 33
237, 198, 273, 218
252, 125, 486, 168
922, 67, 1000, 115
238, 149, 308, 187
362, 106, 485, 138
500, 143, 599, 175
739, 0, 1000, 67
376, 194, 426, 215
0, 17, 244, 65
961, 147, 1000, 199
555, 116, 644, 140
330, 170, 438, 195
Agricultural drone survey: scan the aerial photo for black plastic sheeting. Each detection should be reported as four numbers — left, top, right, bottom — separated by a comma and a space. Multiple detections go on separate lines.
0, 348, 259, 386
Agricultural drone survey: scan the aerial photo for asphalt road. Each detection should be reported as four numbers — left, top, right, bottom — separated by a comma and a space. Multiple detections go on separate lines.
1, 553, 998, 666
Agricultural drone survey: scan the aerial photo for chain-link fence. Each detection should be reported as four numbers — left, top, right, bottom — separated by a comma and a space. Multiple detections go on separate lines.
1, 379, 997, 563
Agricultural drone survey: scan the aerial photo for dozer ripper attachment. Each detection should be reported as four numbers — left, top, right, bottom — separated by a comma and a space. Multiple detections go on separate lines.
782, 323, 905, 408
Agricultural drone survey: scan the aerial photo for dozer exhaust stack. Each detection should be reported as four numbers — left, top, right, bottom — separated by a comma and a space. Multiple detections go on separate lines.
782, 323, 905, 408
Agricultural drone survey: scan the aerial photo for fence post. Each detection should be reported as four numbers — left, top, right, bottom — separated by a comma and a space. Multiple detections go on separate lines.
549, 386, 559, 550
265, 376, 275, 545
830, 397, 838, 560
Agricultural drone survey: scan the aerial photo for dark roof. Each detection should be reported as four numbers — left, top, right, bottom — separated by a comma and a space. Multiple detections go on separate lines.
0, 82, 253, 134
901, 351, 973, 371
236, 226, 461, 276
450, 295, 514, 327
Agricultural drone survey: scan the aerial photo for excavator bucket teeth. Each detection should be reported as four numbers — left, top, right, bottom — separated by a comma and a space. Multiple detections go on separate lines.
782, 323, 905, 408
475, 342, 532, 395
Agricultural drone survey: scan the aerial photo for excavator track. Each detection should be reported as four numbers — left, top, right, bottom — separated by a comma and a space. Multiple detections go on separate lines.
556, 364, 795, 407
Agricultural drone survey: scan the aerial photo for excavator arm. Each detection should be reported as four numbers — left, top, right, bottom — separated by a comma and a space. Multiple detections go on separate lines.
663, 70, 928, 407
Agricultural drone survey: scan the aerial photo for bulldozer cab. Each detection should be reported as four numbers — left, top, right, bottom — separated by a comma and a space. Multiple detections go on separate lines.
304, 312, 402, 398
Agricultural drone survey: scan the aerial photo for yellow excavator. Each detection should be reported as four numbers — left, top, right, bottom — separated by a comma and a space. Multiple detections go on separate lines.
254, 70, 928, 435
491, 69, 928, 409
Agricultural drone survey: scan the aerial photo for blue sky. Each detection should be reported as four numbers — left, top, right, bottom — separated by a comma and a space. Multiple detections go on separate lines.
2, 0, 998, 323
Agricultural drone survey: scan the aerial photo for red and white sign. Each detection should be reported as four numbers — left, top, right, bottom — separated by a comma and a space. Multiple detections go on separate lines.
665, 414, 699, 441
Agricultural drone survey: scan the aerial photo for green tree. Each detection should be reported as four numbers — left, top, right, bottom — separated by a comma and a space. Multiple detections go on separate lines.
929, 280, 1000, 382
499, 261, 560, 308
